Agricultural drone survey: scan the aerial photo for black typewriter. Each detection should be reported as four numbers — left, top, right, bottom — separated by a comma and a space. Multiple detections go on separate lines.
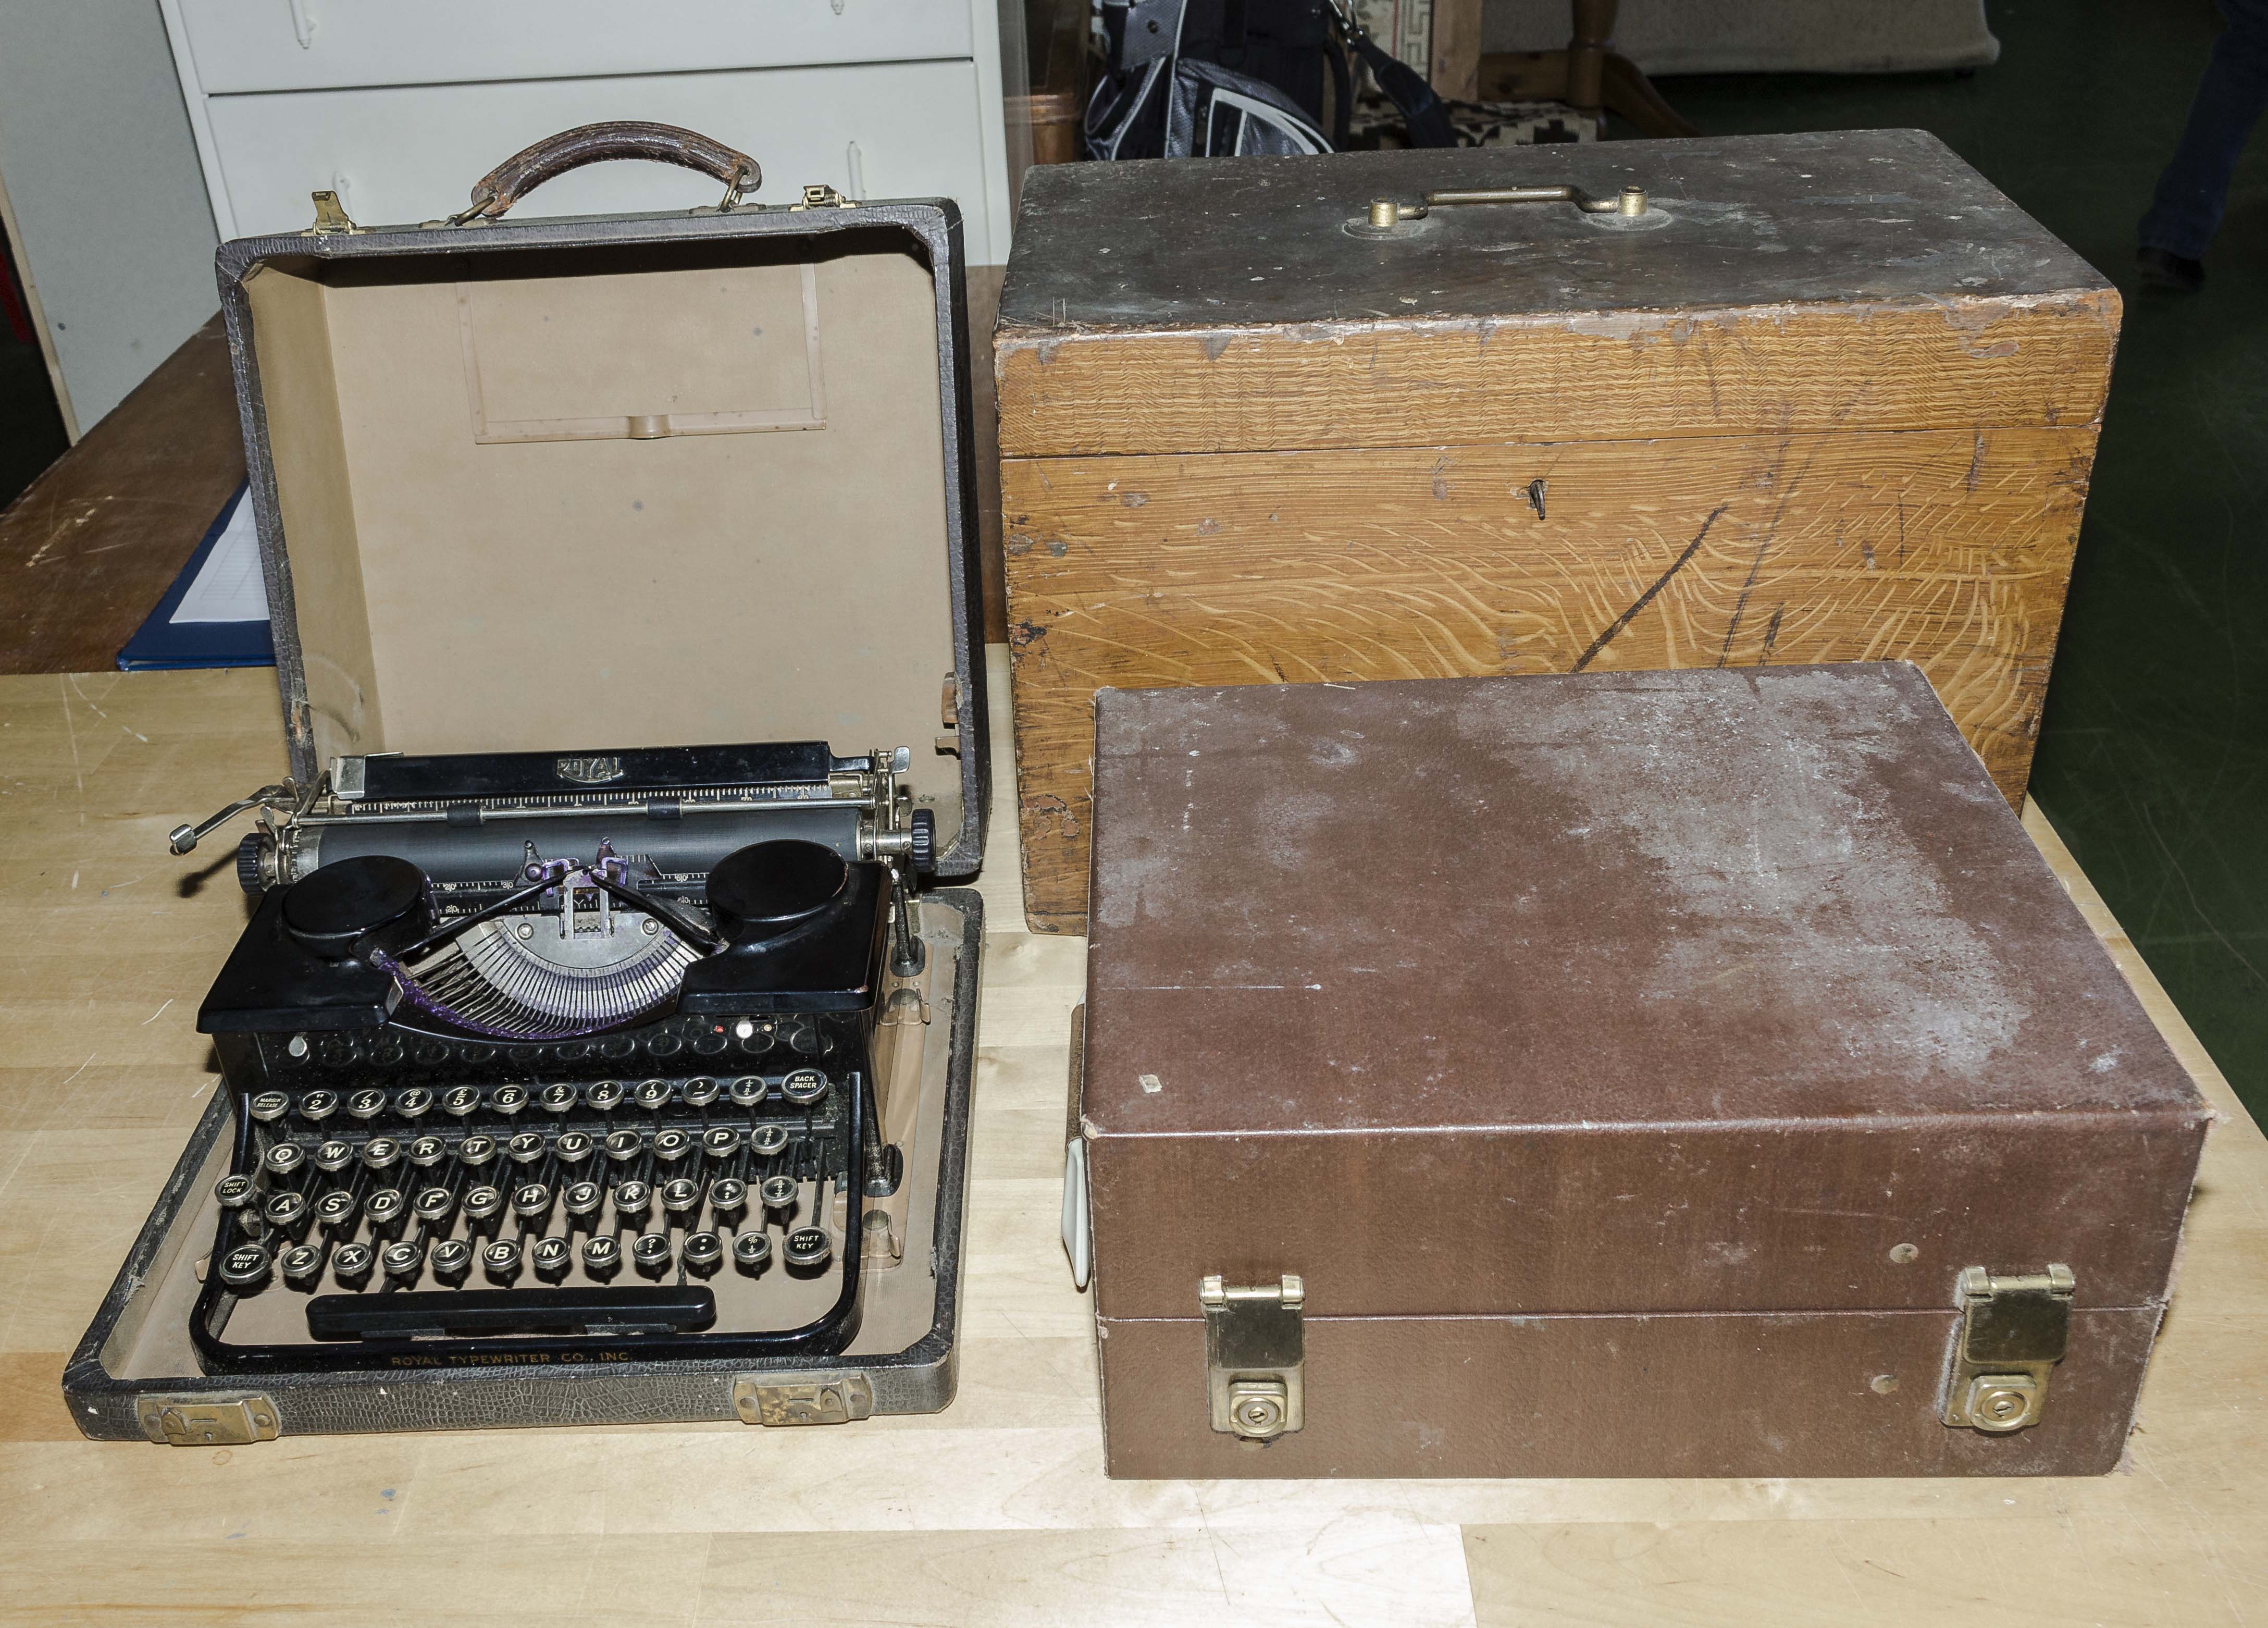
166, 739, 936, 1374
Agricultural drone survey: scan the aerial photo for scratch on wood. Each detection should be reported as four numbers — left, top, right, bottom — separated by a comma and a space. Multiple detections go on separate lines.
1717, 536, 1776, 666
1571, 504, 1731, 673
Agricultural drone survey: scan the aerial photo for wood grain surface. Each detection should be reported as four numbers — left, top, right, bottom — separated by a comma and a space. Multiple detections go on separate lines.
995, 294, 2118, 459
0, 314, 242, 676
1002, 427, 2094, 930
0, 650, 2259, 1626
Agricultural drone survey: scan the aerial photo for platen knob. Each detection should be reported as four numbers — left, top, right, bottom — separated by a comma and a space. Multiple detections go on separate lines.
237, 832, 271, 895
909, 808, 935, 876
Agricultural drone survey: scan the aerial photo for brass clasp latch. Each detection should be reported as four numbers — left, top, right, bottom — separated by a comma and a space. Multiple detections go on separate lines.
136, 1394, 281, 1446
733, 1373, 874, 1426
1202, 1274, 1305, 1441
1943, 1264, 2076, 1433
302, 190, 369, 237
790, 183, 858, 211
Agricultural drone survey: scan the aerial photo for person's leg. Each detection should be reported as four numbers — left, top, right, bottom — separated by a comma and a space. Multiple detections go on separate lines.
2139, 0, 2268, 269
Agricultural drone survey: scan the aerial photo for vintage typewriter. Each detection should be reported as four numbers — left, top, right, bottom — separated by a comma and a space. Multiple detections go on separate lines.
164, 739, 939, 1374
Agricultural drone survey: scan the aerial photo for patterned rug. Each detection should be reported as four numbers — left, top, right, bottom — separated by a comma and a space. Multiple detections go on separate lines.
1344, 91, 1600, 148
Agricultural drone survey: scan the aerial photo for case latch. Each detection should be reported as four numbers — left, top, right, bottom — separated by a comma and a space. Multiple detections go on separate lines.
790, 184, 858, 211
1943, 1264, 2075, 1433
1202, 1274, 1305, 1441
733, 1373, 874, 1426
302, 190, 369, 237
136, 1394, 281, 1446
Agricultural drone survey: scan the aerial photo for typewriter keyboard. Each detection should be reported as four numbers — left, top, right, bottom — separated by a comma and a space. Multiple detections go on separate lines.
196, 1068, 866, 1368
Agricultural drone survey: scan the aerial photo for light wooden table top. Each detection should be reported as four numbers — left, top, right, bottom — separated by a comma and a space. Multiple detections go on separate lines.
0, 649, 2260, 1627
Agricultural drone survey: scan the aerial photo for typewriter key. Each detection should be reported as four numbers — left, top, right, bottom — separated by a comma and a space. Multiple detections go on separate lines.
365, 1187, 407, 1238
314, 1138, 355, 1174
581, 1234, 622, 1280
332, 1241, 376, 1287
539, 1082, 578, 1115
759, 1174, 799, 1216
702, 1126, 743, 1161
634, 1078, 673, 1111
681, 1076, 721, 1109
733, 1230, 772, 1273
613, 1179, 653, 1223
262, 1141, 307, 1182
782, 1068, 829, 1106
728, 1076, 766, 1107
298, 1089, 340, 1125
750, 1124, 790, 1157
506, 1131, 547, 1166
603, 1128, 642, 1165
315, 1189, 359, 1232
217, 1242, 272, 1291
413, 1186, 456, 1228
631, 1232, 673, 1279
280, 1243, 325, 1288
431, 1238, 472, 1285
360, 1136, 402, 1175
511, 1181, 554, 1226
247, 1090, 290, 1124
563, 1180, 604, 1223
347, 1088, 387, 1121
585, 1079, 627, 1112
709, 1178, 748, 1222
652, 1128, 692, 1164
462, 1184, 505, 1234
555, 1130, 594, 1167
407, 1134, 448, 1170
681, 1231, 723, 1277
489, 1083, 530, 1117
381, 1239, 425, 1282
785, 1225, 833, 1271
442, 1084, 481, 1118
531, 1236, 572, 1283
213, 1173, 258, 1212
456, 1132, 498, 1170
661, 1177, 702, 1222
481, 1237, 522, 1284
263, 1189, 311, 1239
394, 1086, 435, 1120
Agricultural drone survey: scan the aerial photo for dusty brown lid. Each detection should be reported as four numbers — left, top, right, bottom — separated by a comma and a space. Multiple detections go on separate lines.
1080, 666, 2207, 1319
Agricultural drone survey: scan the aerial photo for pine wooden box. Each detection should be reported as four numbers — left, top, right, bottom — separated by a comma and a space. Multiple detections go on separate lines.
994, 130, 2118, 933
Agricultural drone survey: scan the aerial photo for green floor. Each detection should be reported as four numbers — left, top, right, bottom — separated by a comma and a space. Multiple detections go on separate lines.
1657, 0, 2266, 1116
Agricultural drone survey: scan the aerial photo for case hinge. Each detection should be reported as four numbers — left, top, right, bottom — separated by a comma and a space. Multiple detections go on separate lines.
136, 1394, 281, 1446
733, 1373, 874, 1426
1203, 1274, 1305, 1441
1943, 1264, 2075, 1433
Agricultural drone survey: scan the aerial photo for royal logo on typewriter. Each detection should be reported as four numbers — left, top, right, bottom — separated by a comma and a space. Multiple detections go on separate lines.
554, 755, 626, 785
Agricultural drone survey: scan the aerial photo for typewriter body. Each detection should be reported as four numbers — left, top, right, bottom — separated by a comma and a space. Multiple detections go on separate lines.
171, 740, 939, 1375
67, 125, 988, 1440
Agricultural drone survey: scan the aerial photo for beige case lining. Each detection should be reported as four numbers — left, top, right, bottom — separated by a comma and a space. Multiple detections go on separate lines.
245, 232, 963, 849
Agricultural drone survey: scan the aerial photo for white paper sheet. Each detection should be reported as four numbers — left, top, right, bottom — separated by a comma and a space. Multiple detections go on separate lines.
170, 492, 271, 625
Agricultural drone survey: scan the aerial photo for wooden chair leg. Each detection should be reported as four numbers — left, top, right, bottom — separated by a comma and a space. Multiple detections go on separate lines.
1601, 51, 1701, 138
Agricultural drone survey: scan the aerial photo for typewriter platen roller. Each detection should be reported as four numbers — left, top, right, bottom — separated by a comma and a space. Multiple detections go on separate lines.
169, 741, 943, 1374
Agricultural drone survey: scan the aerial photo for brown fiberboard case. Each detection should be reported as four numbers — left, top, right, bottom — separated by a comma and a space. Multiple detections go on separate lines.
1074, 664, 2205, 1477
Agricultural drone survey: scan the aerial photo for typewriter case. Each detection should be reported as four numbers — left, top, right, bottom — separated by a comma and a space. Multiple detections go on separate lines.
66, 127, 990, 1440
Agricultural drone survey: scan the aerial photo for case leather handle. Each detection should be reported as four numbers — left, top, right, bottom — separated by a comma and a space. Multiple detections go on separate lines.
454, 121, 761, 223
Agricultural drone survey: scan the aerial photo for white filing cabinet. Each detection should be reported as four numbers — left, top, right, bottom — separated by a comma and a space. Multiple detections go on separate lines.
158, 0, 1023, 263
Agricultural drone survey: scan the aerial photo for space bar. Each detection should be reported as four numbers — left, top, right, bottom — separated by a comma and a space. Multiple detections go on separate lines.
306, 1287, 716, 1341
